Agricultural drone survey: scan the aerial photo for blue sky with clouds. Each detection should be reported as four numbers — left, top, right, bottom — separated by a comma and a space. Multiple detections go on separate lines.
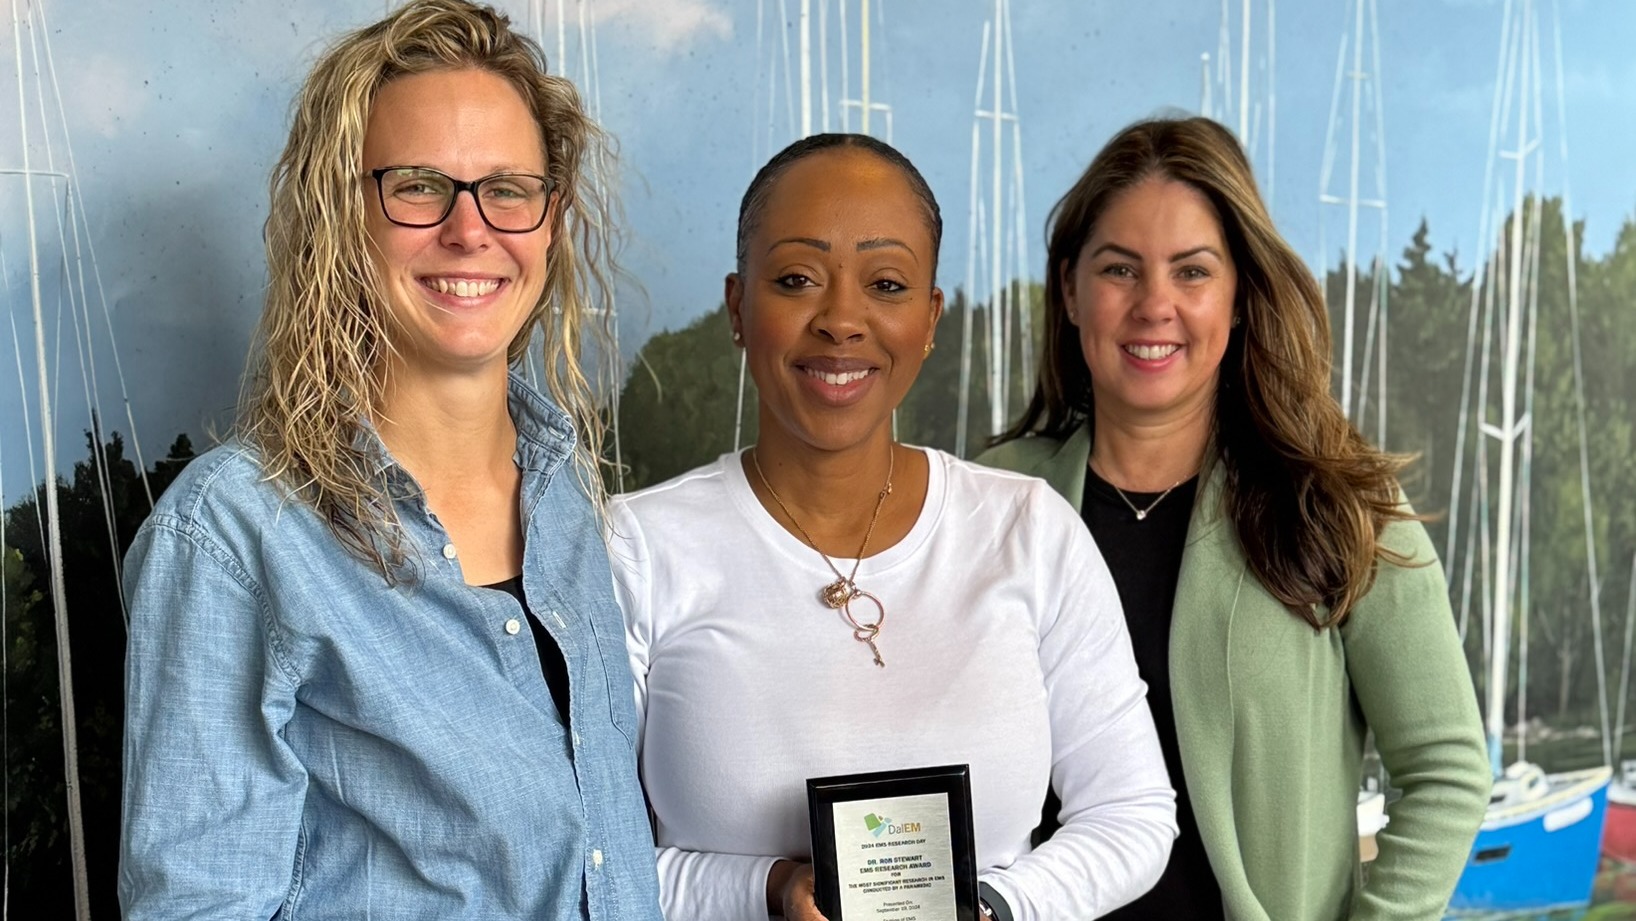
1, 0, 1632, 502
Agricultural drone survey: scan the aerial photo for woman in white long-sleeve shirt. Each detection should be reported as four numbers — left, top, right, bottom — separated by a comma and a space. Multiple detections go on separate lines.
607, 132, 1177, 921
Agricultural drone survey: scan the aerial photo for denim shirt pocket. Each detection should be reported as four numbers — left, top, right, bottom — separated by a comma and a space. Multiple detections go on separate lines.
523, 548, 639, 750
583, 592, 640, 749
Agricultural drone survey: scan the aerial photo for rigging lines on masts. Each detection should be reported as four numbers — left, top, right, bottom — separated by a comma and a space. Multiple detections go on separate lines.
955, 0, 1030, 456
1463, 0, 1610, 776
837, 0, 892, 140
530, 0, 627, 490
1479, 0, 1538, 778
2, 0, 161, 914
1199, 0, 1277, 203
1317, 0, 1389, 440
1549, 0, 1612, 771
750, 0, 892, 151
735, 0, 894, 451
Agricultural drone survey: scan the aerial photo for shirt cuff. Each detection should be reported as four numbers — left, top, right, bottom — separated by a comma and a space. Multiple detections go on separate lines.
979, 881, 1015, 921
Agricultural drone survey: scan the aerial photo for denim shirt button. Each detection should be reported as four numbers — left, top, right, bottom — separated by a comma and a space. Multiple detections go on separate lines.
504, 618, 522, 636
592, 848, 604, 869
441, 543, 458, 560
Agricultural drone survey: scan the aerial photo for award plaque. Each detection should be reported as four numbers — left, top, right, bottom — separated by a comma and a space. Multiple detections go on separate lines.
807, 764, 979, 921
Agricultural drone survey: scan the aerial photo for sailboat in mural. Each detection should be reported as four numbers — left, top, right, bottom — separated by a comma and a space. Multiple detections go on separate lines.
1315, 0, 1388, 442
954, 0, 1031, 455
4, 0, 162, 918
1453, 765, 1610, 914
1444, 0, 1610, 914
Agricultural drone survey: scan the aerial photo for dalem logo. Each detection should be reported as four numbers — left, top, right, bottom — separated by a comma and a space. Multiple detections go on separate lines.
863, 813, 921, 837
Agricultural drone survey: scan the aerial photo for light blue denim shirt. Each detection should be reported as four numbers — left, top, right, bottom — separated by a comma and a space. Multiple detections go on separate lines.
120, 376, 663, 921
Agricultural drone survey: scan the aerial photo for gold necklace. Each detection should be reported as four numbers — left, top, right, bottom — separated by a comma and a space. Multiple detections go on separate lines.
1092, 459, 1184, 521
750, 447, 894, 668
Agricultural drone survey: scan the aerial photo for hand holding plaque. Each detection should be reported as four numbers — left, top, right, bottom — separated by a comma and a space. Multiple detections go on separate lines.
806, 765, 979, 921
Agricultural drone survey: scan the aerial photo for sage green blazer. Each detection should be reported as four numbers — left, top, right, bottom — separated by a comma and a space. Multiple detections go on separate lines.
978, 427, 1489, 921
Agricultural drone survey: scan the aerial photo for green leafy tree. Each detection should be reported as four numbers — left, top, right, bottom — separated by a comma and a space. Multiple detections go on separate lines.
1321, 200, 1636, 745
613, 305, 757, 491
3, 428, 197, 918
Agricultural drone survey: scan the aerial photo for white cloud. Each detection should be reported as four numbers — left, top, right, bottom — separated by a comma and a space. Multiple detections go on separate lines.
584, 0, 734, 53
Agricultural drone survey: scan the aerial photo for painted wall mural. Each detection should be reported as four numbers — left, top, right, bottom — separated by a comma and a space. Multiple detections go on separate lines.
2, 0, 1633, 915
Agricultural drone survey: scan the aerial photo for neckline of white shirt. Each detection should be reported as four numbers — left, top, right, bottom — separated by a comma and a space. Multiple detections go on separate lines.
721, 445, 948, 577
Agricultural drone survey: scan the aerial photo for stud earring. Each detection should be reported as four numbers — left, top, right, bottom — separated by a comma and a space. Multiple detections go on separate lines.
732, 330, 743, 343
1231, 315, 1242, 328
923, 342, 935, 355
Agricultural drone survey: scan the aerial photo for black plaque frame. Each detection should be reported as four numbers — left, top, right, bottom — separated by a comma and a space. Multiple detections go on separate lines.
806, 764, 978, 921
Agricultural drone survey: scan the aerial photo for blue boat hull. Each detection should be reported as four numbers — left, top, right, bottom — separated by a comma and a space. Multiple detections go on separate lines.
1446, 769, 1610, 915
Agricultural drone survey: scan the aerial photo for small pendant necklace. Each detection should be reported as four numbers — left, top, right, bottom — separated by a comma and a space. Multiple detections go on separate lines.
751, 447, 893, 668
1093, 460, 1184, 522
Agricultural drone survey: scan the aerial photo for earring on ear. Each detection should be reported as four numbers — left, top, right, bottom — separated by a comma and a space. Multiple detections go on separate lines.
732, 330, 743, 343
1231, 315, 1242, 328
923, 342, 935, 355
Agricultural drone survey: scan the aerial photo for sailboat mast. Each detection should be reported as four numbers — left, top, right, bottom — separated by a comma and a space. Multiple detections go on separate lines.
987, 0, 1004, 436
1549, 0, 1612, 769
1238, 0, 1250, 138
954, 20, 989, 458
858, 0, 869, 135
1341, 0, 1365, 420
1200, 53, 1212, 116
800, 0, 811, 136
1484, 0, 1536, 775
11, 2, 91, 916
1267, 0, 1277, 202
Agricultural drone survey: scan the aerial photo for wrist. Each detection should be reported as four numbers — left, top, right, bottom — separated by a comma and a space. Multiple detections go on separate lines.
978, 882, 1013, 921
767, 859, 797, 916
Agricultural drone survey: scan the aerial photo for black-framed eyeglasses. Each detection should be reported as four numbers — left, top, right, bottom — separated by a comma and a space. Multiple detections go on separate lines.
370, 166, 555, 234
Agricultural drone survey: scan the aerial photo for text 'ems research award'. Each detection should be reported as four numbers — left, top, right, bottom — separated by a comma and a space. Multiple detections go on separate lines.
807, 764, 979, 921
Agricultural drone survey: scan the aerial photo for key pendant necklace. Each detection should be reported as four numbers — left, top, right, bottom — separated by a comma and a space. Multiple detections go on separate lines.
752, 447, 893, 668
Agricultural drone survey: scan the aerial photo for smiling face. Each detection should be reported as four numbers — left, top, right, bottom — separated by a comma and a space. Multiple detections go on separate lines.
1064, 176, 1237, 428
728, 147, 943, 455
362, 68, 551, 379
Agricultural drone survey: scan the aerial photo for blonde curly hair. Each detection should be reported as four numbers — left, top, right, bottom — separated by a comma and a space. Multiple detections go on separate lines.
241, 0, 621, 582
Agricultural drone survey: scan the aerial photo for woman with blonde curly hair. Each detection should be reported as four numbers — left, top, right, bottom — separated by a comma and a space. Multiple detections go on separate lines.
981, 116, 1490, 920
119, 2, 662, 918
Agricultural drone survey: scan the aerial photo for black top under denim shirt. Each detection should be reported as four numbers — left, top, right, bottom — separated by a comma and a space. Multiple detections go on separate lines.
1032, 468, 1221, 919
487, 575, 572, 725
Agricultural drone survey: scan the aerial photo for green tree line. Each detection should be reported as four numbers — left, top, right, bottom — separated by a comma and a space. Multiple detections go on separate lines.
2, 197, 1631, 913
616, 198, 1636, 745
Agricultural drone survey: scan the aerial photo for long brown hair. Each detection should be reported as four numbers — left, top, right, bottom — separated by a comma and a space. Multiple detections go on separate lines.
240, 0, 621, 582
998, 116, 1413, 628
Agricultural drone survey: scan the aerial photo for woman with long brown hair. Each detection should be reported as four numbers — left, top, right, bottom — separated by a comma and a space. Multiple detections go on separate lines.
118, 3, 661, 918
982, 116, 1490, 920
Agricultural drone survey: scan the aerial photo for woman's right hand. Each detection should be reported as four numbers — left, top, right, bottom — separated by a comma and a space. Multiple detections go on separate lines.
768, 860, 830, 921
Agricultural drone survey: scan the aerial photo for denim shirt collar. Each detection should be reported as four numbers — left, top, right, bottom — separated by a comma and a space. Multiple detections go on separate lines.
353, 371, 579, 495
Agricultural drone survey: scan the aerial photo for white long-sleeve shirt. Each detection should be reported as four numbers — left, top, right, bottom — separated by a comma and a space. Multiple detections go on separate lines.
608, 448, 1176, 921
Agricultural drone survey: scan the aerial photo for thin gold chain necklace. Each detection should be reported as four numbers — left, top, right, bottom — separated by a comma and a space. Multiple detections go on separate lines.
1092, 459, 1184, 522
750, 447, 894, 668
